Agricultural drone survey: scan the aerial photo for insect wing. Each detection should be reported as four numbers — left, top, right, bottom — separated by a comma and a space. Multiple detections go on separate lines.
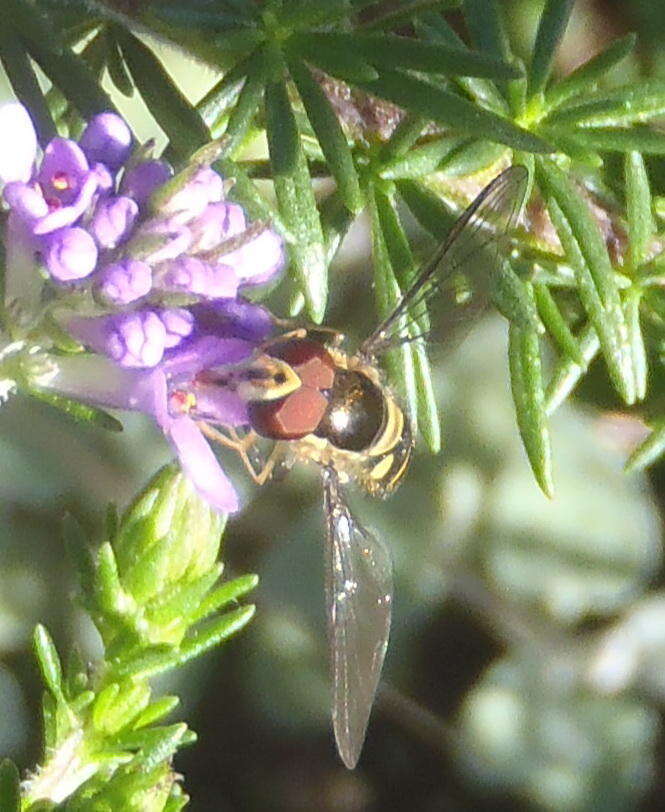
360, 165, 529, 359
322, 467, 393, 769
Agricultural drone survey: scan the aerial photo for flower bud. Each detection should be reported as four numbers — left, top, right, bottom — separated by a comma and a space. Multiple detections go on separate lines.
97, 259, 152, 305
90, 195, 139, 249
79, 112, 132, 171
113, 465, 225, 623
44, 227, 98, 281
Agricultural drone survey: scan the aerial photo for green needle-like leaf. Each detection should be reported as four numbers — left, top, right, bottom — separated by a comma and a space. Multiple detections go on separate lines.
380, 134, 467, 180
545, 322, 600, 414
132, 696, 180, 730
463, 0, 510, 62
295, 32, 522, 80
508, 317, 554, 497
27, 387, 123, 433
551, 126, 665, 155
528, 0, 575, 98
0, 760, 20, 812
320, 190, 358, 265
491, 262, 545, 334
12, 0, 115, 119
546, 81, 665, 128
197, 56, 251, 129
190, 573, 259, 624
223, 52, 267, 156
93, 542, 127, 620
176, 605, 256, 665
0, 23, 57, 143
105, 29, 134, 98
625, 287, 647, 401
536, 159, 625, 309
539, 173, 635, 404
382, 114, 428, 159
265, 78, 327, 321
397, 178, 457, 240
34, 625, 65, 699
216, 156, 287, 234
625, 151, 655, 270
115, 723, 189, 771
545, 33, 637, 109
533, 282, 585, 365
289, 33, 379, 84
374, 188, 440, 451
290, 59, 363, 214
362, 0, 457, 30
625, 420, 665, 472
359, 69, 552, 153
117, 30, 210, 160
416, 13, 509, 114
369, 188, 419, 432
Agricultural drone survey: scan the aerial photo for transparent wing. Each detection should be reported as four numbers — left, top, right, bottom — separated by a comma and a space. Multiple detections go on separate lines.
321, 467, 393, 769
360, 165, 529, 359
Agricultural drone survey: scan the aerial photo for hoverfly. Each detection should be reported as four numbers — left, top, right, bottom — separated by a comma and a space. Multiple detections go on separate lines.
199, 166, 528, 768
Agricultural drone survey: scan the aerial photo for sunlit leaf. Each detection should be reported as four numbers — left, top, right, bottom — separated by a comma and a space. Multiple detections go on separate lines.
0, 22, 57, 143
528, 0, 575, 98
625, 151, 655, 269
626, 421, 665, 472
546, 81, 665, 128
293, 31, 522, 80
290, 59, 363, 214
359, 69, 552, 153
508, 314, 554, 497
533, 282, 585, 365
537, 158, 635, 403
265, 78, 327, 321
546, 33, 637, 108
463, 0, 511, 62
117, 30, 210, 160
545, 322, 600, 414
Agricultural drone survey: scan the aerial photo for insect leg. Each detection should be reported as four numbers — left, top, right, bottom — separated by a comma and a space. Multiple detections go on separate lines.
199, 423, 281, 485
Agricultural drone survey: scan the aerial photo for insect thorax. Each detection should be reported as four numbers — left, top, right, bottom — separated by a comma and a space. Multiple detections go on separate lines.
246, 333, 414, 496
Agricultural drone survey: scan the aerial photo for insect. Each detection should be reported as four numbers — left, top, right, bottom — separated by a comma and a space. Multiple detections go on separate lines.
199, 166, 528, 768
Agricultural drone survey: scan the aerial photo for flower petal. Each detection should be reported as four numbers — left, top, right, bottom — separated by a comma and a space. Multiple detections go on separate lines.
97, 258, 152, 304
79, 112, 132, 171
0, 103, 37, 183
50, 355, 168, 417
166, 414, 239, 513
225, 228, 285, 287
44, 227, 98, 281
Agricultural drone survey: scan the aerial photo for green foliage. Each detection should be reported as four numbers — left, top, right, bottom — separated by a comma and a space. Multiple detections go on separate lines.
3, 1, 665, 804
3, 0, 661, 488
18, 466, 256, 810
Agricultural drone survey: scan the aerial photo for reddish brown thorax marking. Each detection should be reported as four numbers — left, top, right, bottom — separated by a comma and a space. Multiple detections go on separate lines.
248, 338, 336, 440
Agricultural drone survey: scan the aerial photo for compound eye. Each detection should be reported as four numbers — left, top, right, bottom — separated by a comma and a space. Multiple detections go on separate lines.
316, 371, 384, 452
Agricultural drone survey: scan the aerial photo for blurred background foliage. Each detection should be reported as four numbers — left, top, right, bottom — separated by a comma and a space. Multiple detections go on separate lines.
1, 0, 665, 809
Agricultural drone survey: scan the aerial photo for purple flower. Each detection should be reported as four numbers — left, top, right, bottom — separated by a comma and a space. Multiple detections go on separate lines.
69, 307, 194, 368
189, 201, 246, 253
97, 259, 152, 305
121, 159, 172, 207
160, 166, 224, 222
1, 103, 285, 296
159, 256, 238, 299
90, 195, 139, 249
51, 302, 276, 512
78, 112, 132, 171
44, 227, 98, 281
